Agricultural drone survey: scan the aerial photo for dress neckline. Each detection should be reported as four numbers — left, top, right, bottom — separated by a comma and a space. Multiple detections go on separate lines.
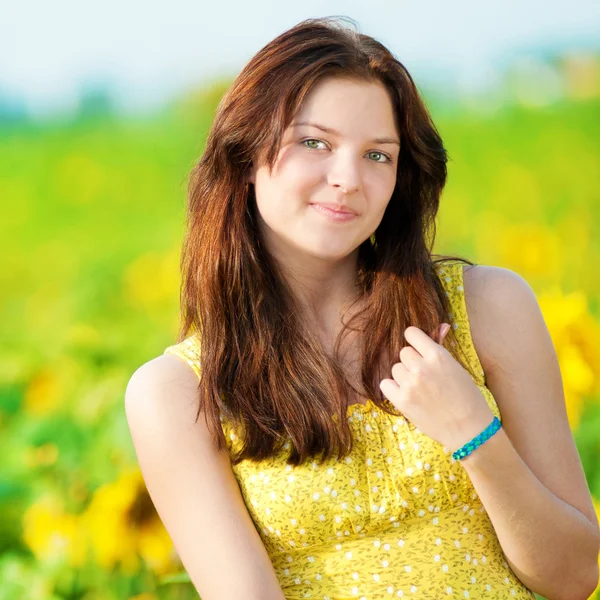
346, 398, 375, 412
345, 397, 398, 417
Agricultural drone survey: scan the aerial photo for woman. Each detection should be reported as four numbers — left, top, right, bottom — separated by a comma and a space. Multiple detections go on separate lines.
125, 16, 600, 600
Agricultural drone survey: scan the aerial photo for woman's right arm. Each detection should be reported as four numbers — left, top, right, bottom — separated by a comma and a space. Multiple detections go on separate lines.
124, 353, 287, 600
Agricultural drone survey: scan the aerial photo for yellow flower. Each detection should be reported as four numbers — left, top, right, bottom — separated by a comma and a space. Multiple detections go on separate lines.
538, 287, 600, 429
496, 221, 563, 281
22, 494, 87, 567
81, 468, 179, 575
23, 368, 63, 417
22, 468, 180, 576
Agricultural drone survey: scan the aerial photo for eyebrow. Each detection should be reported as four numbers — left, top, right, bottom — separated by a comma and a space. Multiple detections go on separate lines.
291, 121, 400, 146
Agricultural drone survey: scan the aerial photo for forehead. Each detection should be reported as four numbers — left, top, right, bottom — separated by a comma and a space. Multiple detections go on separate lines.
290, 77, 399, 139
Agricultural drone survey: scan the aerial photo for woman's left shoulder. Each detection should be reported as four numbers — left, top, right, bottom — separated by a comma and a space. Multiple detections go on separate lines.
460, 264, 542, 376
462, 267, 600, 551
461, 263, 535, 303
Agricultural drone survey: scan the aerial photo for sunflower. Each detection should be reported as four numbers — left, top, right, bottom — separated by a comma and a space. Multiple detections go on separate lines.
538, 287, 600, 429
81, 467, 180, 576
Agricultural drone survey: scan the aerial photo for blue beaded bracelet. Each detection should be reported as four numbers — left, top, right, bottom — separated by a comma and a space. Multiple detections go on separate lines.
452, 416, 502, 461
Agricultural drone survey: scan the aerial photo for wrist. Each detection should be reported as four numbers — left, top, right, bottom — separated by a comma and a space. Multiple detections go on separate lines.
450, 413, 501, 462
458, 425, 508, 471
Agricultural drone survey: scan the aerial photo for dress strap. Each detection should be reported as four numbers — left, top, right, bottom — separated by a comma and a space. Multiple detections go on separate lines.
163, 336, 236, 436
437, 261, 487, 386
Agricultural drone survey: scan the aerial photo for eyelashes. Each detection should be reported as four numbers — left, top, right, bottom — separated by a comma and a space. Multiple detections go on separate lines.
301, 138, 393, 164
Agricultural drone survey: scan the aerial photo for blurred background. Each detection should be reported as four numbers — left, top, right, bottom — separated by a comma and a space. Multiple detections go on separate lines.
1, 1, 600, 599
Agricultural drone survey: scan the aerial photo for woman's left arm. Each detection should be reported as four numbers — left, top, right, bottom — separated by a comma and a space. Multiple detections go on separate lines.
461, 265, 600, 600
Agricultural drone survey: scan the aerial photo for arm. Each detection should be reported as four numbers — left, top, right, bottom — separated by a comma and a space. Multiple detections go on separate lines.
461, 265, 600, 600
125, 354, 287, 600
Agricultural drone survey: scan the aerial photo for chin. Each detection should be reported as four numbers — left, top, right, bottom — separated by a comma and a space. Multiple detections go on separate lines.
306, 244, 358, 260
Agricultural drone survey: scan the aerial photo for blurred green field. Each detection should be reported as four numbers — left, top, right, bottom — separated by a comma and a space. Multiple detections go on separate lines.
1, 72, 600, 599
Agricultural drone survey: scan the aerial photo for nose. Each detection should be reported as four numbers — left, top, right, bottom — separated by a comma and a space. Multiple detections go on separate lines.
328, 152, 361, 195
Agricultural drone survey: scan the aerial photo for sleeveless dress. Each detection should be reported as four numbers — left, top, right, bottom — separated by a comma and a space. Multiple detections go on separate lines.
163, 261, 536, 600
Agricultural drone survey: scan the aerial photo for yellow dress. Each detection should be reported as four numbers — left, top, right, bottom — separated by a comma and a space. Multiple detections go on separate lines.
164, 261, 536, 600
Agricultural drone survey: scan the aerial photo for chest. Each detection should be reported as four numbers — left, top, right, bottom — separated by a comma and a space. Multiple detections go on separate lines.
228, 408, 479, 554
329, 331, 393, 409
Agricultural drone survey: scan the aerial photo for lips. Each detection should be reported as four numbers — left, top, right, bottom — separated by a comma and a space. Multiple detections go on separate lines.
310, 203, 358, 222
310, 203, 358, 215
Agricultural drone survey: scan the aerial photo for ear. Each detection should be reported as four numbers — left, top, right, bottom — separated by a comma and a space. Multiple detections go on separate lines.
246, 162, 256, 185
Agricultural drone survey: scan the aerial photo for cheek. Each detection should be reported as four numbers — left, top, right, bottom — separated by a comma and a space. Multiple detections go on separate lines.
365, 175, 395, 216
255, 171, 315, 217
373, 168, 397, 195
281, 162, 321, 199
254, 181, 302, 235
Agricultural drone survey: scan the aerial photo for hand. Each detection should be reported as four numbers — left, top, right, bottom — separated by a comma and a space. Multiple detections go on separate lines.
379, 323, 495, 453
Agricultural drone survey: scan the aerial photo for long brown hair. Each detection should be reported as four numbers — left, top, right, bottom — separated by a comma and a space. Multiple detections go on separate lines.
176, 16, 475, 466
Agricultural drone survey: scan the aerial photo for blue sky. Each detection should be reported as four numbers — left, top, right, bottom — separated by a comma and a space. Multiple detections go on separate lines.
2, 0, 599, 118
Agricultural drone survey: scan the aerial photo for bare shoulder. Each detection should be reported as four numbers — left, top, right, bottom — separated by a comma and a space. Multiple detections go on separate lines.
460, 264, 538, 377
125, 353, 204, 433
127, 352, 200, 391
124, 352, 232, 478
123, 354, 287, 599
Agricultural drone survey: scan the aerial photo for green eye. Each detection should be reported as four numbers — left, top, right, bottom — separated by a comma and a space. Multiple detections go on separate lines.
303, 139, 324, 149
368, 151, 389, 163
302, 139, 392, 164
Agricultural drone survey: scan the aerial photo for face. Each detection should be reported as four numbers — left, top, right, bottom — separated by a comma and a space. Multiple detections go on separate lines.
248, 76, 400, 265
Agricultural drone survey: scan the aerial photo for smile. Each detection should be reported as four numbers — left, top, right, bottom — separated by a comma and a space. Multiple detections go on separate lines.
310, 204, 358, 222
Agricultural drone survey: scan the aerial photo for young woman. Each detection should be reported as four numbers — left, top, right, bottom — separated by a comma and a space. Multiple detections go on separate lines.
125, 16, 600, 600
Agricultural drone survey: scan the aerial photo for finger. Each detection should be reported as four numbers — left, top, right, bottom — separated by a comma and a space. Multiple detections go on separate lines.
391, 358, 410, 383
404, 325, 440, 359
399, 345, 421, 371
437, 323, 451, 345
379, 375, 401, 398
